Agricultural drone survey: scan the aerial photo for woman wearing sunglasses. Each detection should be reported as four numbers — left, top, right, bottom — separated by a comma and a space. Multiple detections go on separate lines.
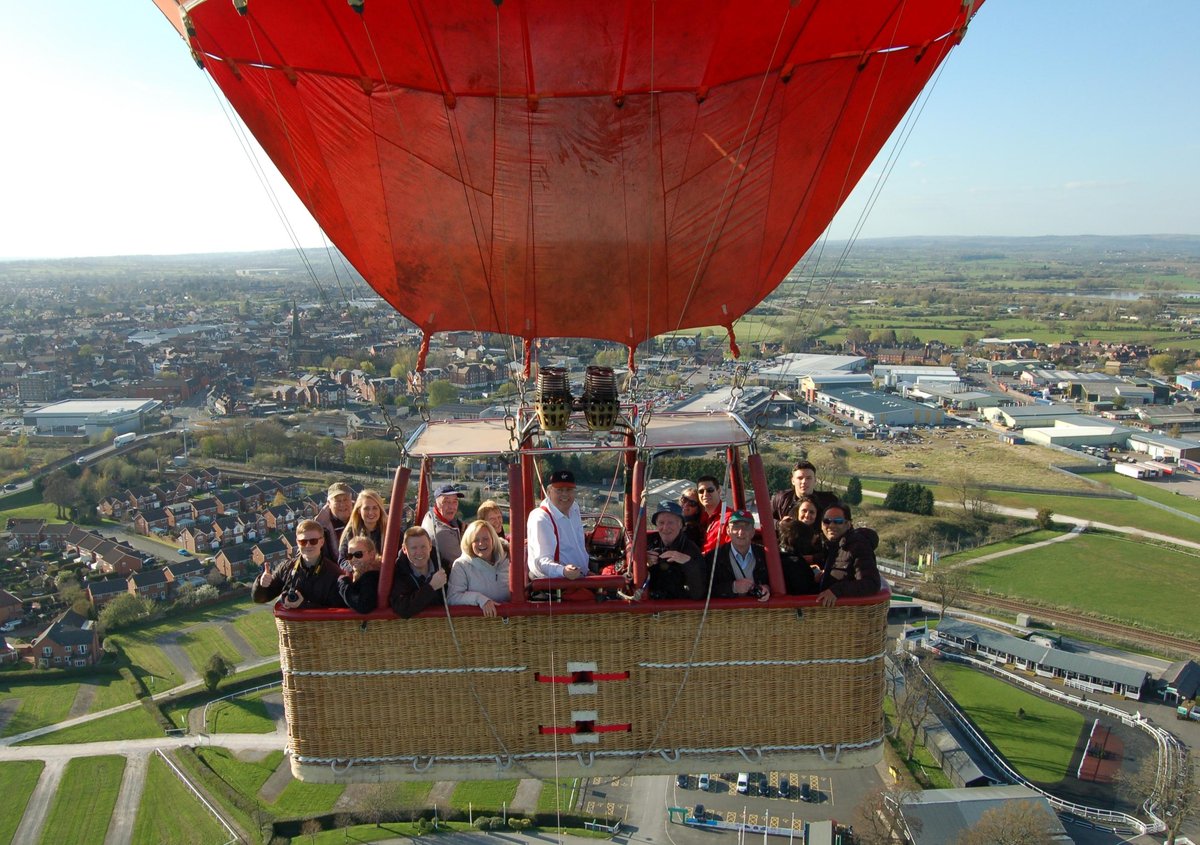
816, 503, 881, 607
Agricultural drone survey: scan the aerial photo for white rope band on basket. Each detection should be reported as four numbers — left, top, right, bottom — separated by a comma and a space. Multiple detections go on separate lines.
638, 651, 885, 669
286, 665, 526, 677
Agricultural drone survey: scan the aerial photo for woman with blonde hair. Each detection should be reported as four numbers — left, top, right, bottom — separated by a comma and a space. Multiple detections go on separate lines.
338, 488, 387, 570
448, 519, 510, 617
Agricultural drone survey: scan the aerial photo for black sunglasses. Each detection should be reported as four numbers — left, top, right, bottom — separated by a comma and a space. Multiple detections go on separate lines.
346, 550, 368, 559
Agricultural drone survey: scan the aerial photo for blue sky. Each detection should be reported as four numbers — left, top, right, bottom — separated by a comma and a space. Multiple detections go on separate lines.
1, 2, 1196, 260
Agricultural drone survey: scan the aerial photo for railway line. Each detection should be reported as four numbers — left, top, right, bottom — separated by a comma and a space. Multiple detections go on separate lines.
891, 577, 1200, 660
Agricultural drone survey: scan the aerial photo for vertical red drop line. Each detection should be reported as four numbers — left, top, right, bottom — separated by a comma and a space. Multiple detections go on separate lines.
507, 459, 527, 606
727, 445, 744, 509
376, 465, 411, 610
622, 432, 637, 535
416, 457, 432, 538
630, 454, 647, 588
748, 452, 785, 596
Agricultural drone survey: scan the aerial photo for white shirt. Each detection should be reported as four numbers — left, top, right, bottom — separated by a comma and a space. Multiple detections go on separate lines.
527, 496, 588, 579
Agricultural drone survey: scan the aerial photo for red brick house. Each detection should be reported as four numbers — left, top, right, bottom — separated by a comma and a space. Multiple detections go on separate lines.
128, 569, 170, 602
214, 545, 256, 581
252, 538, 290, 572
4, 518, 46, 550
29, 610, 100, 669
263, 505, 297, 533
87, 577, 129, 608
132, 507, 171, 536
178, 526, 215, 555
0, 588, 23, 624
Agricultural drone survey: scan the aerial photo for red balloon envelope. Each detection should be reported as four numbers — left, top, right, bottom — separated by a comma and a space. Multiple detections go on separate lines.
155, 0, 981, 347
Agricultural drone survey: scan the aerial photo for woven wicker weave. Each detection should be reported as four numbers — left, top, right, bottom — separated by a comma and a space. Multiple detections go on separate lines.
278, 601, 887, 781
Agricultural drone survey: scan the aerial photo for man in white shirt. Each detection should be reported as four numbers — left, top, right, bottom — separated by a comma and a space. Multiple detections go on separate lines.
527, 469, 587, 580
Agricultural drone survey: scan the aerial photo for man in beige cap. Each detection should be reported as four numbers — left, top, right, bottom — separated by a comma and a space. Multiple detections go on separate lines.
316, 481, 355, 566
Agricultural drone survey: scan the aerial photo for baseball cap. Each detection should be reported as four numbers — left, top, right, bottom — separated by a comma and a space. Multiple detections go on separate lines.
327, 482, 354, 499
652, 500, 683, 525
727, 509, 755, 525
433, 484, 465, 498
547, 469, 576, 487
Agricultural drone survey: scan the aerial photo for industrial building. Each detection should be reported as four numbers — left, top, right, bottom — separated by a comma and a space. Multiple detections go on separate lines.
814, 386, 945, 427
22, 399, 162, 437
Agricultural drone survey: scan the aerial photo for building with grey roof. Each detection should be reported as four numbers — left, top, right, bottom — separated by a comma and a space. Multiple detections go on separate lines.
1128, 431, 1200, 462
22, 398, 161, 436
814, 386, 945, 427
932, 619, 1147, 699
898, 786, 1072, 845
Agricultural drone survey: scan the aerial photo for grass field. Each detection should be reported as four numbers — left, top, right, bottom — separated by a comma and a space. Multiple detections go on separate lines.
932, 661, 1084, 785
131, 753, 229, 845
985, 489, 1200, 544
160, 662, 281, 730
206, 693, 276, 734
109, 636, 182, 691
230, 610, 280, 657
0, 681, 81, 737
536, 779, 578, 815
0, 760, 44, 845
1096, 472, 1200, 516
176, 626, 244, 675
86, 675, 139, 713
961, 531, 1200, 639
38, 755, 126, 845
938, 529, 1067, 564
0, 502, 61, 521
18, 704, 162, 746
194, 747, 283, 800
449, 780, 520, 813
271, 778, 346, 815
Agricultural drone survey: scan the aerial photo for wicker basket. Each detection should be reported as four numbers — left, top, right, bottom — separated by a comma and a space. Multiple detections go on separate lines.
278, 599, 887, 782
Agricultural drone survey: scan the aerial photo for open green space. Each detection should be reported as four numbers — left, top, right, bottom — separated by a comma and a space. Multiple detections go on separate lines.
932, 661, 1084, 785
195, 747, 283, 799
206, 691, 276, 734
86, 674, 140, 713
882, 698, 953, 790
230, 609, 280, 657
448, 780, 520, 812
160, 662, 281, 730
961, 531, 1200, 639
0, 680, 81, 737
0, 760, 45, 845
938, 529, 1067, 565
1095, 472, 1200, 517
271, 778, 346, 816
38, 754, 126, 845
18, 704, 163, 746
131, 753, 229, 845
108, 636, 182, 691
0, 502, 60, 521
176, 625, 244, 675
536, 778, 578, 815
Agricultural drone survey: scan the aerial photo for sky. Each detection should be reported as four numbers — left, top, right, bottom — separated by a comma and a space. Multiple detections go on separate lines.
1, 2, 1197, 260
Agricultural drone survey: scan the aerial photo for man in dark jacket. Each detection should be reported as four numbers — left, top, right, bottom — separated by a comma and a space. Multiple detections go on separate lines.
253, 519, 342, 609
390, 526, 448, 618
709, 510, 771, 601
816, 502, 882, 606
315, 481, 355, 566
646, 501, 707, 600
770, 461, 838, 523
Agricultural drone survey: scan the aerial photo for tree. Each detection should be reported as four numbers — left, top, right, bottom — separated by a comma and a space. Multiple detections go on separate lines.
42, 470, 77, 520
870, 328, 897, 346
1123, 750, 1197, 845
1149, 352, 1177, 376
427, 379, 459, 407
844, 476, 863, 505
889, 654, 936, 761
947, 468, 991, 520
359, 783, 398, 828
99, 593, 154, 633
203, 653, 234, 691
1034, 508, 1055, 530
924, 565, 966, 620
955, 800, 1060, 845
883, 481, 934, 516
852, 785, 920, 845
845, 327, 870, 347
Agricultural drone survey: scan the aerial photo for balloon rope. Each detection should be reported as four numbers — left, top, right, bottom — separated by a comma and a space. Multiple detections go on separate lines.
724, 325, 741, 360
416, 332, 431, 373
625, 346, 638, 375
523, 338, 534, 382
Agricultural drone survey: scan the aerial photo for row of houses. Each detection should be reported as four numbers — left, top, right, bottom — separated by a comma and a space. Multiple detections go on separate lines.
6, 522, 149, 577
85, 557, 209, 607
0, 609, 100, 669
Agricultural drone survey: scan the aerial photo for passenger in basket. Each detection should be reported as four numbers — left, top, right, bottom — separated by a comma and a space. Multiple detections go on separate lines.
777, 513, 820, 596
477, 499, 508, 541
338, 488, 387, 573
816, 502, 882, 607
421, 483, 466, 570
448, 520, 511, 617
390, 526, 448, 618
678, 488, 705, 548
646, 501, 707, 600
253, 519, 342, 609
315, 481, 356, 566
338, 535, 383, 614
695, 475, 732, 555
710, 510, 770, 602
770, 461, 839, 523
527, 469, 587, 581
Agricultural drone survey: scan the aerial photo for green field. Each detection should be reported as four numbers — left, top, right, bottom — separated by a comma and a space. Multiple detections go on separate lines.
38, 755, 126, 845
536, 779, 578, 815
1096, 472, 1200, 516
230, 610, 280, 657
0, 681, 81, 737
962, 531, 1200, 639
194, 747, 283, 800
933, 661, 1085, 785
271, 778, 346, 815
0, 760, 44, 845
449, 780, 520, 812
18, 704, 162, 746
131, 753, 229, 845
206, 692, 276, 734
938, 529, 1068, 565
109, 636, 182, 691
176, 626, 244, 675
87, 675, 140, 713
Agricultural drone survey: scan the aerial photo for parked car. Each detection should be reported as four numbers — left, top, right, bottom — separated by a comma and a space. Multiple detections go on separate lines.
736, 773, 749, 794
698, 773, 711, 791
779, 776, 790, 798
2, 483, 17, 491
757, 779, 773, 797
676, 774, 689, 789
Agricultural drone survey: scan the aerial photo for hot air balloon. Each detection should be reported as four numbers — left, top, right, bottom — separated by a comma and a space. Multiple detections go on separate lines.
153, 0, 981, 782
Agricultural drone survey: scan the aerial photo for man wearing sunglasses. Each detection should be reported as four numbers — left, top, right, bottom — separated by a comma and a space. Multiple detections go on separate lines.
252, 519, 342, 609
338, 535, 383, 614
695, 475, 731, 554
816, 503, 881, 607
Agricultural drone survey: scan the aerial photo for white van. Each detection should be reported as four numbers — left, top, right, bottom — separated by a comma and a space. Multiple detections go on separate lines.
736, 772, 749, 794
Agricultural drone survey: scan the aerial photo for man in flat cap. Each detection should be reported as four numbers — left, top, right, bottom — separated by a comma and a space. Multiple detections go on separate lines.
421, 483, 466, 570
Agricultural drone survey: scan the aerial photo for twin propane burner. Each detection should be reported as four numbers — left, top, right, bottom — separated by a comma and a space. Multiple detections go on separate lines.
534, 365, 620, 432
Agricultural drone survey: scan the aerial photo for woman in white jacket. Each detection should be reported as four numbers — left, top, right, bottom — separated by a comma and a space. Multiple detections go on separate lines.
448, 520, 511, 617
